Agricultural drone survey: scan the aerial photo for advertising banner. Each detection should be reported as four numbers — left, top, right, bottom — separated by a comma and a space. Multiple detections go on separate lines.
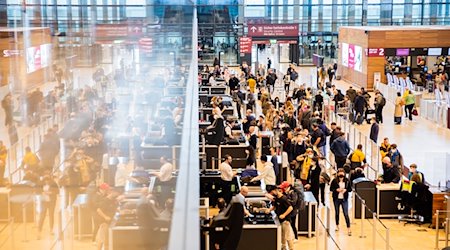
26, 44, 52, 74
354, 45, 363, 72
341, 43, 349, 67
348, 44, 355, 69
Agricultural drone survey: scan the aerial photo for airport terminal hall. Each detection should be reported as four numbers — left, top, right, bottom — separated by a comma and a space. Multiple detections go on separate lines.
2, 0, 450, 250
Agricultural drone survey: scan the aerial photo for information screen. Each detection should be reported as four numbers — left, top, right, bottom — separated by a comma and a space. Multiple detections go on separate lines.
396, 48, 409, 56
428, 48, 442, 56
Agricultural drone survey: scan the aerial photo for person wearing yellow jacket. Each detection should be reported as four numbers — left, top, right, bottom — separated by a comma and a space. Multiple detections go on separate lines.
0, 141, 7, 185
247, 76, 256, 94
350, 144, 366, 169
20, 146, 40, 171
379, 137, 391, 160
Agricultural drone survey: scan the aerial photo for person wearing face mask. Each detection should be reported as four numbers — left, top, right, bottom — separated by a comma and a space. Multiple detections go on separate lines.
389, 144, 404, 170
298, 148, 315, 185
330, 169, 352, 236
304, 157, 321, 204
37, 175, 59, 239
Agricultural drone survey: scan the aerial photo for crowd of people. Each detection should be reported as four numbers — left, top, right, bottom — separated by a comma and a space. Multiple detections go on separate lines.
202, 59, 430, 249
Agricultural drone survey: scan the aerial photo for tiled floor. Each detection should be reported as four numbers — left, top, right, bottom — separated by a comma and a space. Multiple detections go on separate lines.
1, 66, 450, 249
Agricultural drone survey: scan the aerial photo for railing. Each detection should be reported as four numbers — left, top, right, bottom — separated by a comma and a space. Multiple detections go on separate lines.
375, 80, 449, 129
325, 106, 381, 181
20, 194, 37, 242
434, 210, 450, 250
315, 205, 342, 250
353, 192, 392, 250
50, 209, 74, 250
0, 217, 15, 250
7, 110, 68, 184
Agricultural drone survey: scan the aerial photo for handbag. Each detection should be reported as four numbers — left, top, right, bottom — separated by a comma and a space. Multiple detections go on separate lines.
412, 108, 418, 116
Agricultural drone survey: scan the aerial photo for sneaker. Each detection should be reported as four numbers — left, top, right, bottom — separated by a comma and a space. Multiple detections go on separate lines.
348, 230, 352, 236
335, 226, 339, 232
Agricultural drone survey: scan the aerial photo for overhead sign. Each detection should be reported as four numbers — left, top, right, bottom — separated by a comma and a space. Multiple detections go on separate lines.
239, 37, 252, 54
366, 48, 385, 57
248, 24, 299, 37
3, 49, 22, 57
95, 24, 129, 37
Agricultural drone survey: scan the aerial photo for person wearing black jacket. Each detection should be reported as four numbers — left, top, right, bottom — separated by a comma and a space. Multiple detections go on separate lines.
353, 91, 366, 124
228, 74, 239, 92
330, 170, 352, 235
329, 123, 340, 146
270, 147, 280, 184
266, 69, 277, 93
330, 132, 350, 169
382, 157, 400, 183
305, 157, 321, 203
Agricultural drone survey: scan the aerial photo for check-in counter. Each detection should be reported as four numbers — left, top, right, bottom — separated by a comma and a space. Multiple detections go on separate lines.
259, 131, 274, 156
139, 145, 177, 170
220, 144, 249, 169
376, 183, 410, 218
200, 172, 240, 207
0, 188, 11, 222
109, 190, 171, 250
73, 194, 93, 239
200, 108, 234, 122
239, 197, 281, 250
200, 86, 227, 95
297, 191, 317, 238
353, 178, 377, 219
238, 218, 281, 250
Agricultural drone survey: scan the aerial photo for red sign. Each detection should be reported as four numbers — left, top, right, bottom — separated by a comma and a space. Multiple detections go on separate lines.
366, 48, 385, 57
139, 37, 153, 53
239, 37, 252, 54
248, 24, 299, 37
95, 24, 129, 37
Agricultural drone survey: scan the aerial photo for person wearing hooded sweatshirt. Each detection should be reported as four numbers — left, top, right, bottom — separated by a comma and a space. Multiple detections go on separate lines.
390, 144, 404, 170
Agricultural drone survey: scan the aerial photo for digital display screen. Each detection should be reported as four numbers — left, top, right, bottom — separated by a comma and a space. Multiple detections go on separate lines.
396, 48, 409, 56
428, 48, 442, 56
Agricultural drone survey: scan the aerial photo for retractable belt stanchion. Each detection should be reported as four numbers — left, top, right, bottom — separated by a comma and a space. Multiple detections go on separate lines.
385, 228, 390, 250
373, 212, 377, 250
360, 199, 366, 238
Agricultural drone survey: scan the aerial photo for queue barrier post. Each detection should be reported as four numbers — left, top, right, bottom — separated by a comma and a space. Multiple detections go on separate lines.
360, 199, 366, 238
385, 227, 390, 250
373, 212, 377, 250
436, 211, 440, 250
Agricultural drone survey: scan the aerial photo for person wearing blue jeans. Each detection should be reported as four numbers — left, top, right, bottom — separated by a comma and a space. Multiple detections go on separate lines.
330, 169, 352, 236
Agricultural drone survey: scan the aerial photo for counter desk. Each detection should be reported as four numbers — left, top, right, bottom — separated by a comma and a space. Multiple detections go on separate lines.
237, 218, 281, 250
239, 197, 281, 250
297, 191, 317, 238
0, 187, 11, 222
376, 183, 410, 218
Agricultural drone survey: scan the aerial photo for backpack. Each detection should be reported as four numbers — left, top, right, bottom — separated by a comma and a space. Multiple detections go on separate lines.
291, 71, 298, 81
379, 96, 386, 107
293, 182, 306, 211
